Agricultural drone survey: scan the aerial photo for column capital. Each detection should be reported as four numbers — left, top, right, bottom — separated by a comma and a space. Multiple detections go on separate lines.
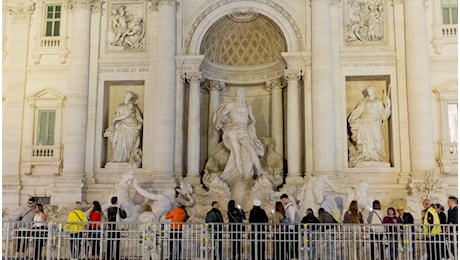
202, 80, 225, 92
265, 78, 287, 90
149, 0, 178, 11
6, 1, 35, 23
91, 0, 105, 13
284, 69, 302, 81
281, 52, 307, 70
184, 71, 202, 84
69, 0, 93, 10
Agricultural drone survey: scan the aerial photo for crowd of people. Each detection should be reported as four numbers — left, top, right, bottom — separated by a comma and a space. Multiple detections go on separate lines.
14, 197, 126, 260
13, 194, 458, 260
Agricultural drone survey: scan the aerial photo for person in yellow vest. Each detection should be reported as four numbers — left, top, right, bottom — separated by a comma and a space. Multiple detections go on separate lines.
63, 202, 88, 260
423, 202, 442, 260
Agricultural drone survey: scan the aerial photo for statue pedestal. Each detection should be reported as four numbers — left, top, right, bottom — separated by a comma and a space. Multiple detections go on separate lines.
354, 161, 391, 168
105, 162, 141, 169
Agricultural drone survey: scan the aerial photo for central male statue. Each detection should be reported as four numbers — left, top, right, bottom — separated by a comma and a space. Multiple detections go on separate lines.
213, 88, 265, 180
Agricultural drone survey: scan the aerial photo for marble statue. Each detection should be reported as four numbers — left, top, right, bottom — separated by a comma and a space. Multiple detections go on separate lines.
213, 87, 265, 179
102, 170, 140, 222
175, 182, 195, 207
132, 178, 176, 222
104, 91, 143, 165
200, 88, 283, 208
348, 86, 391, 167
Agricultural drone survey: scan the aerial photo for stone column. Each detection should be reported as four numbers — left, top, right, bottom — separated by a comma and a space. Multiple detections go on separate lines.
3, 0, 35, 206
266, 79, 285, 157
185, 71, 202, 179
311, 0, 335, 172
282, 52, 305, 183
204, 80, 225, 155
285, 69, 301, 182
62, 0, 92, 177
403, 0, 436, 171
152, 0, 177, 174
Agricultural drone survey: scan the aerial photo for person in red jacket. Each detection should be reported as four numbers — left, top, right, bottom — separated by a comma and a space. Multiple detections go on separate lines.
165, 202, 188, 260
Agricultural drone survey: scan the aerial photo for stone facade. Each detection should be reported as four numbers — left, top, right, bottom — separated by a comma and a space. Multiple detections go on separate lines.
2, 0, 458, 218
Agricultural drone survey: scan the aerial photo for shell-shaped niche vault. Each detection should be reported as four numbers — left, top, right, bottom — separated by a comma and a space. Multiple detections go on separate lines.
200, 10, 287, 84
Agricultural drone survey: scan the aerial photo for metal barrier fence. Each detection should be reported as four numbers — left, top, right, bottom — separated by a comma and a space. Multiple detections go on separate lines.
2, 221, 458, 260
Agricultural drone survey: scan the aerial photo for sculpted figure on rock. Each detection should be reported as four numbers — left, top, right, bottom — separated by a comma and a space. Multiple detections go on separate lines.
213, 87, 265, 180
348, 86, 391, 167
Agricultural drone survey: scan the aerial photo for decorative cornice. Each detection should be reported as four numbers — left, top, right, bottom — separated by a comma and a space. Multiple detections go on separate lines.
340, 54, 396, 67
281, 52, 307, 70
7, 1, 35, 23
184, 0, 303, 54
201, 59, 286, 84
176, 55, 205, 72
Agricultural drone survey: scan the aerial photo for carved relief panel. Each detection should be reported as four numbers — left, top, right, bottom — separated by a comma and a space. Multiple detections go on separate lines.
107, 3, 146, 51
344, 0, 385, 44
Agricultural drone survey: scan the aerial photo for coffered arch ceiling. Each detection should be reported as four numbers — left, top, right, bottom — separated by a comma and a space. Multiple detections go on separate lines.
199, 11, 288, 84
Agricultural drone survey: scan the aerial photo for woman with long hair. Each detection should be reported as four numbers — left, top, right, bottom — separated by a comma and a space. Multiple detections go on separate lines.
343, 200, 364, 259
273, 201, 286, 260
32, 203, 47, 259
87, 201, 103, 259
343, 200, 363, 223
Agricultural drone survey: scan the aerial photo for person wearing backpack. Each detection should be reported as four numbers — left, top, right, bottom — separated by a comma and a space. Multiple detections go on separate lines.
106, 196, 127, 260
368, 200, 384, 260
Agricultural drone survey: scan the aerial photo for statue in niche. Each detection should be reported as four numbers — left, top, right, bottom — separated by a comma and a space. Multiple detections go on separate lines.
348, 86, 391, 167
104, 91, 143, 165
202, 88, 283, 209
109, 6, 129, 46
213, 87, 265, 179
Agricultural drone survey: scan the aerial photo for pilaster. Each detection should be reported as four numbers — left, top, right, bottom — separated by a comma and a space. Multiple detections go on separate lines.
311, 0, 336, 173
403, 0, 436, 171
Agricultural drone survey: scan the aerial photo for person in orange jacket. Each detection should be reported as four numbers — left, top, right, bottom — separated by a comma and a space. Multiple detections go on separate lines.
165, 202, 188, 260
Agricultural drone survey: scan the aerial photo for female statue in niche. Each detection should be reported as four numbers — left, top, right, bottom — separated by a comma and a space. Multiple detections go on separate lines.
104, 91, 143, 164
348, 85, 391, 167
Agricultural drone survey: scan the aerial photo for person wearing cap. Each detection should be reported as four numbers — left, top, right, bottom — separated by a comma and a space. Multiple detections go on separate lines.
165, 202, 188, 260
205, 201, 224, 260
249, 199, 268, 260
63, 201, 88, 260
15, 198, 36, 256
396, 205, 415, 256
